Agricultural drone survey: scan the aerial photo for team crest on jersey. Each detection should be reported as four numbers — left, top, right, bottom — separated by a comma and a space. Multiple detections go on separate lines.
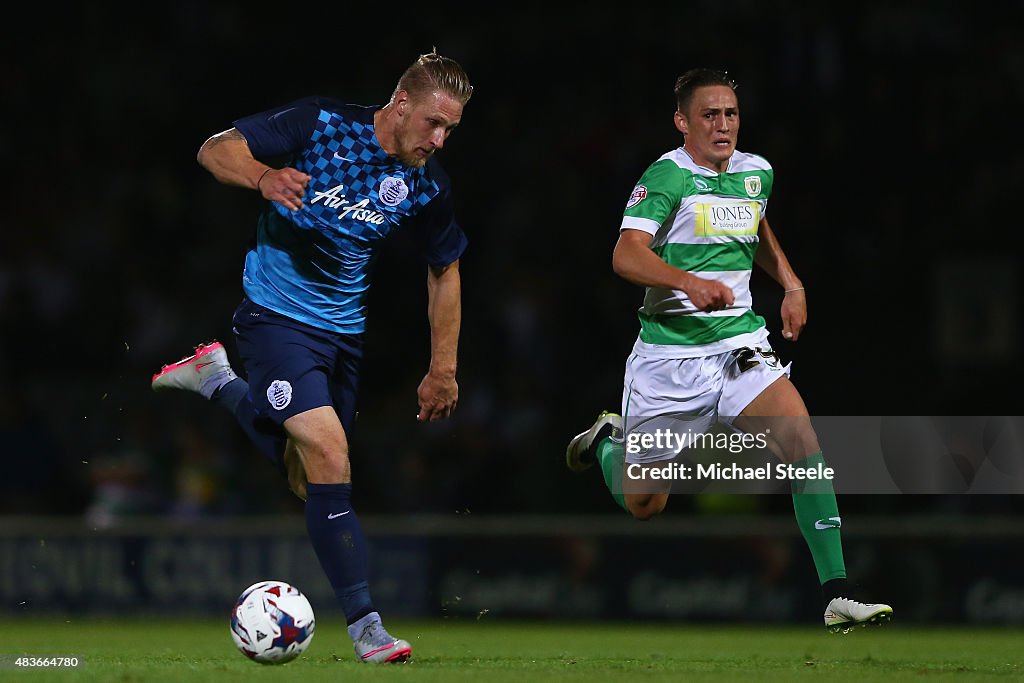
378, 176, 409, 207
626, 185, 647, 209
693, 176, 712, 192
267, 380, 293, 411
744, 175, 762, 197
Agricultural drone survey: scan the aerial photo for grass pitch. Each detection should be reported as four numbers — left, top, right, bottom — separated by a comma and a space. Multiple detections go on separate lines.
3, 617, 1022, 682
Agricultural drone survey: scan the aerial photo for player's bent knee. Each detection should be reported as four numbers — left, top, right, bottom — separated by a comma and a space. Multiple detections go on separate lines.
629, 502, 665, 521
626, 494, 668, 521
766, 420, 822, 463
296, 444, 351, 484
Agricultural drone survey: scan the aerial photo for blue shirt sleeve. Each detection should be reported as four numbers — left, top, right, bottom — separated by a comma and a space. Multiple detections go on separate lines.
232, 97, 321, 159
413, 169, 468, 268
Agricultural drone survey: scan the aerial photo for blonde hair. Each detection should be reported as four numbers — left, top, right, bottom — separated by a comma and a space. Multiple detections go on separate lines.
395, 49, 473, 105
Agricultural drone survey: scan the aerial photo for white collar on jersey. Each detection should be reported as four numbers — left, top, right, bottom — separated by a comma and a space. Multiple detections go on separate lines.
679, 145, 734, 175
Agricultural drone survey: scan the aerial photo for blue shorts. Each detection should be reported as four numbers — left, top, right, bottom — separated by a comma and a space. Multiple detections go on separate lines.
231, 297, 363, 435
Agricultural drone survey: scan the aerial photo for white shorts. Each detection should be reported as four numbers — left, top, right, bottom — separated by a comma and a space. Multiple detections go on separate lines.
622, 343, 791, 464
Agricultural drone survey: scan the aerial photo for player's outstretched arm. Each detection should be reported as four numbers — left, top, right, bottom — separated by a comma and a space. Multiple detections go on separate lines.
197, 128, 269, 189
417, 260, 461, 422
197, 128, 310, 211
613, 229, 734, 312
754, 216, 806, 340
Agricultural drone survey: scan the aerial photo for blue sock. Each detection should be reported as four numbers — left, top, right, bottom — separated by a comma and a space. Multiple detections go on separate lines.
212, 378, 286, 473
304, 482, 374, 624
211, 377, 248, 413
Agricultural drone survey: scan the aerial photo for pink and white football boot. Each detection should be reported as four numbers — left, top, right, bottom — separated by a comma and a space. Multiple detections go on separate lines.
151, 341, 237, 399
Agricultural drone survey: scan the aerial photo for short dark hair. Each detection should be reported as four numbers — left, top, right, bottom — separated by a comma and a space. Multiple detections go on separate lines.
396, 49, 473, 105
674, 68, 737, 113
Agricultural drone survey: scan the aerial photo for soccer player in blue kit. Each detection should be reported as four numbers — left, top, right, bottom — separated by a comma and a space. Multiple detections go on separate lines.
152, 51, 472, 664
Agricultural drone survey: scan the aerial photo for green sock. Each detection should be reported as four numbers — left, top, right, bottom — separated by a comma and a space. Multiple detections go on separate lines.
596, 437, 627, 512
790, 452, 847, 584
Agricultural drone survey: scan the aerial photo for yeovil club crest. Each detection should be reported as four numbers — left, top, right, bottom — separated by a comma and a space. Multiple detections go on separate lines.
744, 175, 762, 197
378, 176, 409, 207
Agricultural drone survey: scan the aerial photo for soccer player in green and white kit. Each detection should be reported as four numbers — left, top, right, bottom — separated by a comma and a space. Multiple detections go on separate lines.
566, 68, 892, 633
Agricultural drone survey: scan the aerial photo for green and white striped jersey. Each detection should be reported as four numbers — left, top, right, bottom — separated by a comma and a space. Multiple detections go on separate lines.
621, 147, 773, 358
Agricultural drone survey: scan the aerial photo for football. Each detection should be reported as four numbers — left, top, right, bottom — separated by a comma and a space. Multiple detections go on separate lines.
229, 580, 315, 664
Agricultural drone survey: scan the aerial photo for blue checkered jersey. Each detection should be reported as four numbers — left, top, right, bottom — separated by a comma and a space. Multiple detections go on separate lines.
232, 96, 468, 334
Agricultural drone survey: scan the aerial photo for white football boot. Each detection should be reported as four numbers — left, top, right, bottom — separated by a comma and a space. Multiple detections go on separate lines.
565, 411, 623, 473
824, 597, 893, 633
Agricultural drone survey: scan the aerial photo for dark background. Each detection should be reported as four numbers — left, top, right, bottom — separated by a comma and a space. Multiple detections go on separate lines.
3, 3, 1022, 522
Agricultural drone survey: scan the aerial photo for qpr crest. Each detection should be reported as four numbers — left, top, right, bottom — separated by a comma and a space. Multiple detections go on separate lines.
267, 380, 293, 411
625, 185, 647, 209
744, 175, 762, 197
378, 176, 409, 207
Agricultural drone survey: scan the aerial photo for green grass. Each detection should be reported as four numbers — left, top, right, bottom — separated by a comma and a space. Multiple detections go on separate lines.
2, 618, 1022, 682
